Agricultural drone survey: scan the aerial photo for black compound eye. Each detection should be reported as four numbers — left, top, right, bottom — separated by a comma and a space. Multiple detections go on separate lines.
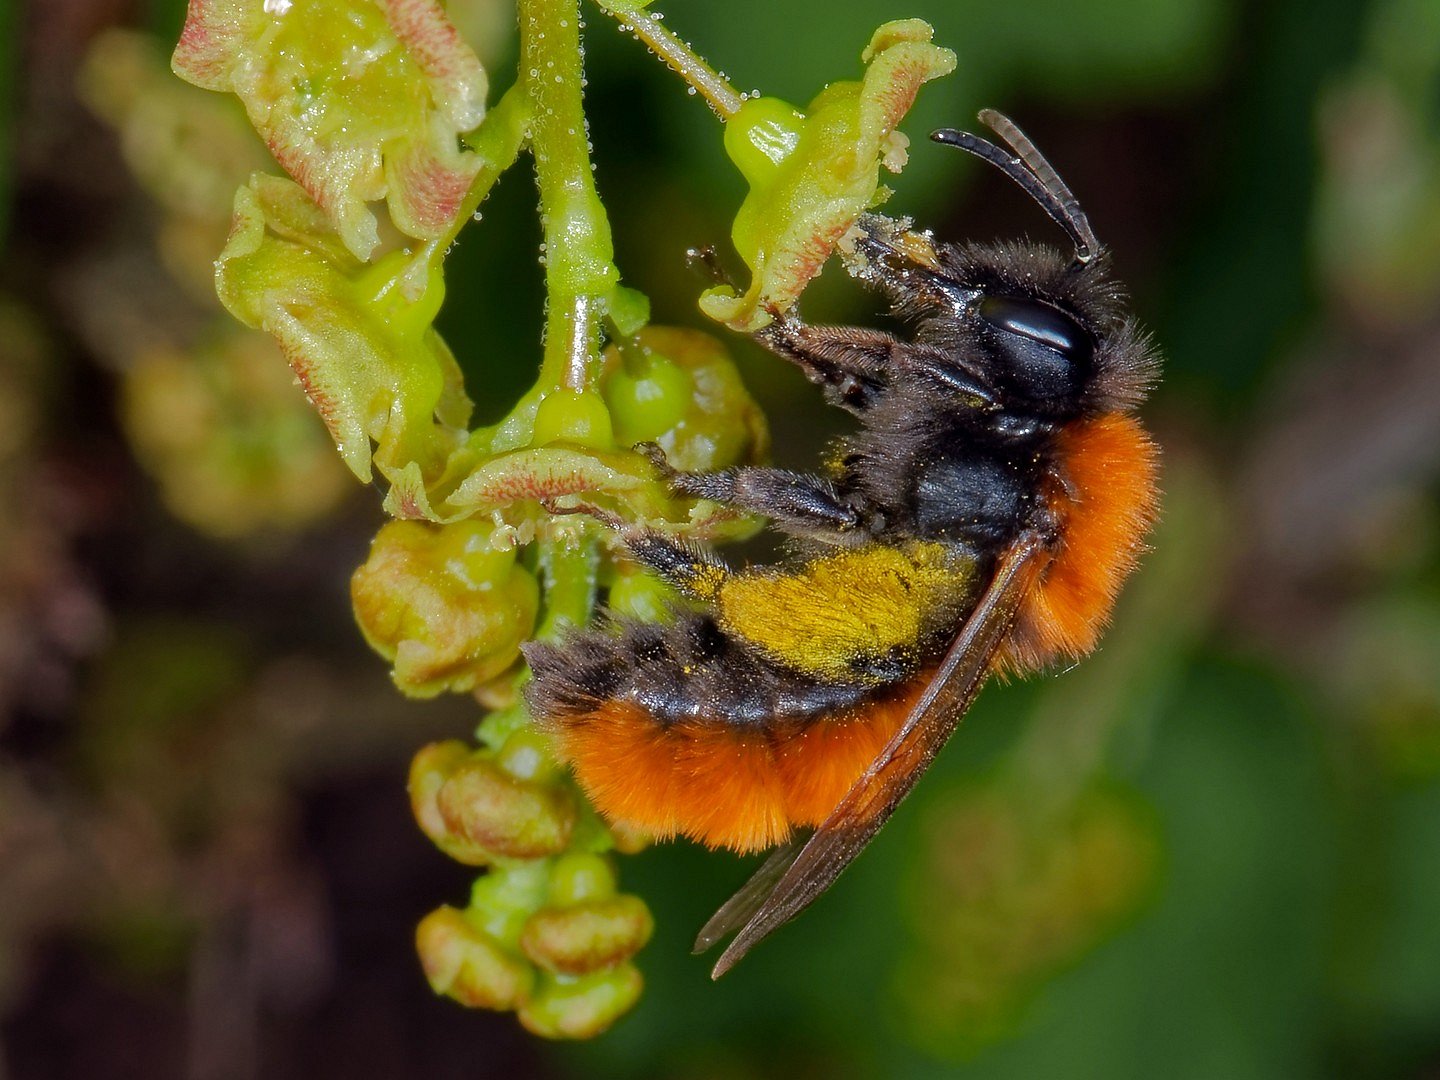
974, 293, 1095, 411
977, 295, 1093, 364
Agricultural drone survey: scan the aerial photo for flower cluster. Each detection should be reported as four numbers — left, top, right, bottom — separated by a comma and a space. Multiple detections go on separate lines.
171, 0, 951, 1038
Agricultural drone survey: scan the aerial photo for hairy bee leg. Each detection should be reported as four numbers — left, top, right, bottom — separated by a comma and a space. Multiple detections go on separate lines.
755, 316, 900, 414
543, 497, 733, 598
844, 213, 972, 317
619, 529, 733, 601
634, 444, 864, 539
678, 466, 863, 538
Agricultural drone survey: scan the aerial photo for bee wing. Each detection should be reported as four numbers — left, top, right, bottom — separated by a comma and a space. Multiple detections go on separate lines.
692, 831, 812, 953
700, 530, 1050, 979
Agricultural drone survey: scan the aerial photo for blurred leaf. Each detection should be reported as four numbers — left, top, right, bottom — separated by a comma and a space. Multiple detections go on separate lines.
0, 0, 12, 248
121, 325, 353, 537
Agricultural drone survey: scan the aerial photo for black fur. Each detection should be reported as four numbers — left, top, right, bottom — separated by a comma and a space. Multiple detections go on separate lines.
524, 612, 905, 727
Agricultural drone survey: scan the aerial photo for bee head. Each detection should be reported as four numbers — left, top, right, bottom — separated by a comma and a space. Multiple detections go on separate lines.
840, 110, 1154, 421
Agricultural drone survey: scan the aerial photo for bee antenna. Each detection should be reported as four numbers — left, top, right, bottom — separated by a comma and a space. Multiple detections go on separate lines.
931, 109, 1100, 265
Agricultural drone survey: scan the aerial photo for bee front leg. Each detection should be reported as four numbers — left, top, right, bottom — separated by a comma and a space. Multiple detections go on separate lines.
636, 445, 866, 541
755, 313, 902, 414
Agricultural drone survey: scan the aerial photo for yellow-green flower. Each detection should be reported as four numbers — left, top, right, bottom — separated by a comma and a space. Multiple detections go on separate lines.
173, 0, 489, 260
216, 174, 472, 490
701, 20, 955, 331
352, 519, 539, 697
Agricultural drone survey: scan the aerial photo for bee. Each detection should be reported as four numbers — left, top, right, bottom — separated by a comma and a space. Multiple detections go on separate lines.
523, 110, 1160, 978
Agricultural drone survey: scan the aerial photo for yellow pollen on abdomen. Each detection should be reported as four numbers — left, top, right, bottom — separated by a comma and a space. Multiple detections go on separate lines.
715, 542, 973, 680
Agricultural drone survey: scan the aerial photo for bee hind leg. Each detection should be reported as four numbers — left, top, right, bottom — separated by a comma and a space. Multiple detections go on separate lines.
545, 496, 734, 601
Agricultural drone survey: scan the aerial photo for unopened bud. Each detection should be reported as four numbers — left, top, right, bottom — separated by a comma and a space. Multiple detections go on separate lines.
416, 906, 534, 1011
437, 755, 575, 859
521, 896, 654, 974
353, 519, 540, 698
518, 965, 644, 1040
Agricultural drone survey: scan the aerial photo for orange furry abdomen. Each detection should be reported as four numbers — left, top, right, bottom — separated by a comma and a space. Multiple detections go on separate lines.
1001, 412, 1159, 671
553, 675, 934, 854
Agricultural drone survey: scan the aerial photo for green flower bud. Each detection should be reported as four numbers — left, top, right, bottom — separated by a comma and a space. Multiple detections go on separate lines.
493, 728, 565, 784
352, 519, 539, 697
547, 852, 617, 906
468, 861, 552, 950
409, 740, 493, 866
518, 965, 645, 1040
436, 754, 576, 860
605, 350, 693, 446
531, 389, 616, 449
723, 97, 807, 187
598, 326, 768, 474
416, 906, 534, 1010
607, 561, 678, 623
520, 896, 654, 975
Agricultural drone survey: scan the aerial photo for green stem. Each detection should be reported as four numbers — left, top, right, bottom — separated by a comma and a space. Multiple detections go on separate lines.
412, 85, 532, 289
457, 86, 534, 237
519, 0, 619, 391
536, 530, 601, 640
592, 2, 743, 119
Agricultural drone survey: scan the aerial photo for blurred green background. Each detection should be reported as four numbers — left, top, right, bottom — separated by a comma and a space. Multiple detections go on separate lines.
4, 0, 1440, 1076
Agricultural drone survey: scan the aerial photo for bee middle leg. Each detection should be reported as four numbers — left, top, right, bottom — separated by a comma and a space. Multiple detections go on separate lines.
636, 445, 864, 540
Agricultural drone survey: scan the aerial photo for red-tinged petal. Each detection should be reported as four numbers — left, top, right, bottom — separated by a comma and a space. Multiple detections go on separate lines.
172, 0, 489, 260
385, 115, 483, 241
215, 174, 471, 484
700, 20, 955, 331
380, 0, 487, 130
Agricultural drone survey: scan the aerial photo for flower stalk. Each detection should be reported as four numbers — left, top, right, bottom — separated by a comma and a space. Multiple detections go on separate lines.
520, 0, 618, 391
594, 1, 744, 119
171, 0, 951, 1041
